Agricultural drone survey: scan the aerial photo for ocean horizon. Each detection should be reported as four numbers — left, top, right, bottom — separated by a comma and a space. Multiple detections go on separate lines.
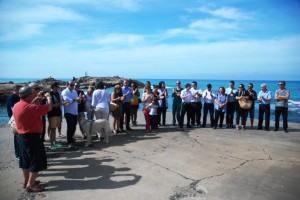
0, 78, 299, 125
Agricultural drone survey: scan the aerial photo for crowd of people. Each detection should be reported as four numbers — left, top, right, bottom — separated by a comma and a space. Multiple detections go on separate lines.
6, 79, 290, 193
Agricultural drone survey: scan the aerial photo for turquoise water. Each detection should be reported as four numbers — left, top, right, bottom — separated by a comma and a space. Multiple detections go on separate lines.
1, 78, 299, 125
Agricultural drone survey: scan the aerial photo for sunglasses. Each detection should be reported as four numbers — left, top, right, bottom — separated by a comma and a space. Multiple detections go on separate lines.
34, 87, 41, 90
69, 84, 75, 86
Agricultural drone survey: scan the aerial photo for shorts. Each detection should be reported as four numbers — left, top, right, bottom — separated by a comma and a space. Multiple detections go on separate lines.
17, 134, 47, 172
49, 116, 61, 129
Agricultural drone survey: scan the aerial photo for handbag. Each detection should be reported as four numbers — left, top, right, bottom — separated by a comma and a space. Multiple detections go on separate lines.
109, 102, 119, 112
238, 99, 252, 109
8, 116, 18, 135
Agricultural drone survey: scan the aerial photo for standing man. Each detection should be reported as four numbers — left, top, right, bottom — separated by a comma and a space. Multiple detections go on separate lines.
172, 81, 183, 126
202, 84, 215, 128
13, 86, 52, 192
120, 79, 133, 132
6, 84, 22, 160
190, 81, 202, 127
74, 82, 87, 139
274, 81, 290, 133
257, 83, 272, 131
225, 80, 237, 128
61, 81, 83, 147
45, 82, 64, 150
247, 83, 257, 128
179, 83, 193, 130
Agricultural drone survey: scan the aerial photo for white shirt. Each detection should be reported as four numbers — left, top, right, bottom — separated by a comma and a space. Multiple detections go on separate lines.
61, 88, 78, 115
202, 89, 215, 104
225, 87, 237, 102
91, 89, 110, 111
181, 89, 192, 103
190, 87, 202, 103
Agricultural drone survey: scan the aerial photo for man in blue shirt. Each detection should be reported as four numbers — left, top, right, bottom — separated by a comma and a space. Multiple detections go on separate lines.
6, 84, 22, 159
257, 83, 272, 131
120, 80, 133, 132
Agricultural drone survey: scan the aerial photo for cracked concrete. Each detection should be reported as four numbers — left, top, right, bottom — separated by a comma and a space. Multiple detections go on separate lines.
0, 112, 300, 200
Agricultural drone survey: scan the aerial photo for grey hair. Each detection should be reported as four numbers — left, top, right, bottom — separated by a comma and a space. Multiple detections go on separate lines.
261, 83, 267, 87
28, 82, 37, 88
19, 86, 32, 99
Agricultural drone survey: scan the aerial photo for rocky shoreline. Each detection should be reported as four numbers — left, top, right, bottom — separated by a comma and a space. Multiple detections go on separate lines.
0, 76, 144, 104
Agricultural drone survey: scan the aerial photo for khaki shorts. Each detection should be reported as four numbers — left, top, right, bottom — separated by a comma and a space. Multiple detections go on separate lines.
48, 116, 61, 129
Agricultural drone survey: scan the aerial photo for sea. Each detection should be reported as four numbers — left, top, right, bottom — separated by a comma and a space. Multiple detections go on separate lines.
0, 78, 299, 126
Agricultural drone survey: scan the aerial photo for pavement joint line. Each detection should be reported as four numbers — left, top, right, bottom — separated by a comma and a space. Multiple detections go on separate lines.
132, 156, 197, 182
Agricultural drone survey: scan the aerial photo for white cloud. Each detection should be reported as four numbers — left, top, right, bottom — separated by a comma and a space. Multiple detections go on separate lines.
82, 34, 145, 45
0, 5, 85, 24
9, 0, 142, 12
189, 19, 238, 30
198, 6, 249, 20
1, 35, 299, 79
0, 23, 44, 41
0, 4, 86, 41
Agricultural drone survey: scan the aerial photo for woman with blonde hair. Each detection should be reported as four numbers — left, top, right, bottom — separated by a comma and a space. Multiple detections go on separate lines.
85, 86, 94, 120
111, 84, 123, 133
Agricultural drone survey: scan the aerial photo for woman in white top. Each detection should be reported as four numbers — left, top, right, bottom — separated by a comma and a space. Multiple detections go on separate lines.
91, 81, 110, 120
85, 86, 94, 120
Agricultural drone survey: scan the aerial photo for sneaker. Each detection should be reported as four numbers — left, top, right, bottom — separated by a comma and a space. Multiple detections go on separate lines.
273, 128, 278, 132
284, 129, 288, 133
50, 146, 57, 151
58, 134, 65, 138
126, 127, 133, 131
54, 143, 62, 147
15, 157, 20, 161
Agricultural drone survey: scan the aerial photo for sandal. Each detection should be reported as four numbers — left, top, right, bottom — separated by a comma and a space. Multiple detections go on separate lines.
23, 180, 41, 188
26, 184, 45, 193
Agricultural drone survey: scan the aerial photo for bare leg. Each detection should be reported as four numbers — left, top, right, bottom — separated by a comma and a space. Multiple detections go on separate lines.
22, 169, 29, 188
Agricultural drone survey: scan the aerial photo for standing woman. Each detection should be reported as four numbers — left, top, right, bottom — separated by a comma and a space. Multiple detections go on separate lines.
235, 84, 249, 131
85, 86, 94, 120
111, 84, 123, 134
130, 82, 140, 126
214, 87, 228, 129
91, 81, 110, 120
158, 81, 168, 126
142, 85, 154, 133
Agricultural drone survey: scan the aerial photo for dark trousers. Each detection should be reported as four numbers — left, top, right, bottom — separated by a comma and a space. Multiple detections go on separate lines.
172, 101, 182, 125
120, 102, 131, 130
64, 113, 78, 144
14, 134, 19, 158
275, 107, 288, 130
179, 102, 192, 128
226, 102, 236, 126
236, 109, 248, 126
214, 109, 225, 128
41, 116, 46, 141
191, 102, 202, 126
202, 103, 214, 127
157, 107, 167, 125
150, 115, 158, 130
258, 104, 270, 129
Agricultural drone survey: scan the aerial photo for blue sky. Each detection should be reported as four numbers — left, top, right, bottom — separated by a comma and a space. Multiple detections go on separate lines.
0, 0, 299, 80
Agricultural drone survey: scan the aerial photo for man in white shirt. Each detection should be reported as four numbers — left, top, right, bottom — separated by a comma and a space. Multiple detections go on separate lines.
225, 80, 237, 128
202, 84, 215, 128
61, 81, 83, 147
190, 81, 202, 127
179, 83, 193, 129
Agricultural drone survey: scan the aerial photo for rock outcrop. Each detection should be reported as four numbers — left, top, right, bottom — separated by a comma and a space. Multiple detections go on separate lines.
0, 76, 144, 104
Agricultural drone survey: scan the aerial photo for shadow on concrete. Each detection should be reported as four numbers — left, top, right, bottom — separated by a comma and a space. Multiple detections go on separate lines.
42, 152, 141, 191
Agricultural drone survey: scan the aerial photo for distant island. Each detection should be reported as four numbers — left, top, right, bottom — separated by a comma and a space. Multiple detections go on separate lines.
0, 76, 144, 104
